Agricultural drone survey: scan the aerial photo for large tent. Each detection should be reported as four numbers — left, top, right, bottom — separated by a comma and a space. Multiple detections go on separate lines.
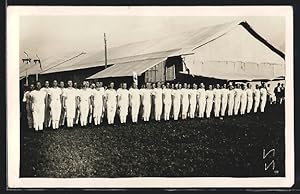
20, 20, 285, 83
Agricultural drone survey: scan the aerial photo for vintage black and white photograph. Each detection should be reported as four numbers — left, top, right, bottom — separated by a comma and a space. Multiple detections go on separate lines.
7, 6, 294, 188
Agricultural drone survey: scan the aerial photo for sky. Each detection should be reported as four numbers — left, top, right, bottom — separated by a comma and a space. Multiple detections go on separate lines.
19, 16, 285, 61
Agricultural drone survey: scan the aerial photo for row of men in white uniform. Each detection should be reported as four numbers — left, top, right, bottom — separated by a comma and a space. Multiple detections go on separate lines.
23, 80, 269, 131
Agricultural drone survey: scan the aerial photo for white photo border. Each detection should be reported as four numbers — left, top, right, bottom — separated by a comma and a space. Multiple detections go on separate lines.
7, 6, 294, 188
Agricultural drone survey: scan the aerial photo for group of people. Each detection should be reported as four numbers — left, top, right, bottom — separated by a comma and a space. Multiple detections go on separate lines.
22, 79, 285, 131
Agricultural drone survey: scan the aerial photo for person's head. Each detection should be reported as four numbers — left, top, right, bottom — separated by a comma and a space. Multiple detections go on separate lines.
122, 83, 127, 89
146, 83, 151, 89
200, 83, 205, 89
256, 84, 259, 89
73, 82, 78, 89
193, 83, 198, 89
59, 81, 64, 88
67, 80, 73, 87
216, 84, 220, 89
171, 83, 175, 89
278, 83, 281, 86
133, 82, 138, 89
91, 83, 96, 89
223, 83, 227, 89
86, 81, 90, 88
267, 84, 270, 87
262, 82, 266, 88
157, 82, 161, 88
141, 84, 145, 89
175, 84, 179, 89
236, 83, 240, 89
178, 83, 182, 89
166, 82, 170, 88
109, 82, 114, 89
247, 83, 251, 89
183, 83, 188, 89
162, 84, 166, 89
36, 81, 42, 90
96, 81, 100, 88
99, 82, 103, 87
82, 81, 87, 88
281, 83, 284, 87
208, 85, 213, 90
187, 84, 191, 89
241, 84, 246, 90
152, 83, 156, 89
44, 81, 49, 88
229, 85, 234, 90
29, 83, 35, 91
53, 80, 58, 87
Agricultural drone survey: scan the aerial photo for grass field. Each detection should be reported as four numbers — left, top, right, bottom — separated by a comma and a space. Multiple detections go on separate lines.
20, 105, 285, 178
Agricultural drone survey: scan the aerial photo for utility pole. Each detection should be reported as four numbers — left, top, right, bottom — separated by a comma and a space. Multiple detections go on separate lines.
22, 51, 31, 86
34, 54, 42, 81
104, 33, 108, 69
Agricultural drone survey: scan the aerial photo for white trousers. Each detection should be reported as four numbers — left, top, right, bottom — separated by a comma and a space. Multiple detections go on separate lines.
119, 102, 129, 123
164, 102, 172, 120
214, 99, 221, 117
93, 101, 103, 125
240, 99, 247, 115
173, 100, 181, 120
206, 100, 213, 118
143, 101, 151, 121
155, 101, 162, 121
80, 101, 89, 126
198, 99, 206, 118
227, 99, 234, 116
181, 100, 189, 119
50, 100, 61, 129
32, 103, 45, 131
246, 99, 253, 113
107, 102, 116, 124
221, 99, 228, 116
189, 100, 197, 118
234, 98, 241, 115
260, 98, 267, 112
253, 98, 260, 113
131, 102, 140, 123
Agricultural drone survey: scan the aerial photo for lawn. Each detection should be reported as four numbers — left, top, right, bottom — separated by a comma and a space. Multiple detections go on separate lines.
20, 105, 285, 177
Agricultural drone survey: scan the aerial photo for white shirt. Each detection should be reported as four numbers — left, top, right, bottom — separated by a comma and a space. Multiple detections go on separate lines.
129, 88, 140, 103
213, 89, 222, 101
189, 89, 198, 102
206, 90, 214, 101
140, 89, 152, 104
152, 88, 163, 104
105, 89, 117, 104
181, 88, 189, 102
79, 89, 91, 103
198, 88, 206, 101
48, 87, 62, 102
30, 90, 47, 105
117, 89, 129, 105
254, 89, 261, 100
62, 87, 78, 104
260, 88, 267, 99
221, 88, 229, 101
23, 91, 31, 103
162, 88, 172, 103
172, 89, 182, 103
246, 88, 253, 101
92, 87, 105, 102
240, 89, 247, 101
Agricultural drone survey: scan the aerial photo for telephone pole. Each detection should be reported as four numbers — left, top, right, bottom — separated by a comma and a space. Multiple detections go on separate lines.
104, 33, 108, 69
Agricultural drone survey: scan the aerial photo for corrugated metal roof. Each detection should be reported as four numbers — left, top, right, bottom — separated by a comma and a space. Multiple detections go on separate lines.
87, 57, 167, 79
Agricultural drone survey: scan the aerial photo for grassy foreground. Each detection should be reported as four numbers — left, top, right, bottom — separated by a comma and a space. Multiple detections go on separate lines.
20, 105, 285, 177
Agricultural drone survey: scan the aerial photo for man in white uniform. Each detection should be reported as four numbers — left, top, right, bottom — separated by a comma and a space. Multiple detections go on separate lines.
152, 82, 163, 121
234, 84, 242, 115
227, 85, 235, 116
23, 83, 34, 129
240, 84, 247, 115
246, 83, 253, 113
105, 82, 117, 125
253, 84, 261, 113
213, 84, 221, 117
181, 83, 189, 120
189, 83, 198, 119
59, 81, 66, 126
62, 80, 78, 128
30, 82, 47, 131
162, 83, 172, 121
78, 81, 92, 126
117, 83, 130, 124
171, 84, 182, 120
220, 83, 229, 117
41, 81, 51, 127
73, 82, 80, 125
260, 83, 268, 112
129, 82, 140, 123
48, 80, 62, 129
205, 85, 214, 118
92, 81, 105, 125
140, 83, 152, 122
197, 83, 206, 118
86, 82, 94, 124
